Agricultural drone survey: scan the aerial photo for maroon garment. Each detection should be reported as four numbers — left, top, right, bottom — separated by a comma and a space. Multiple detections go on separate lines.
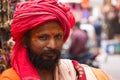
69, 29, 88, 55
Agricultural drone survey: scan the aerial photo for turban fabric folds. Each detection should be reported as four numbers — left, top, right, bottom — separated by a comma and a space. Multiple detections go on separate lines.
10, 0, 75, 79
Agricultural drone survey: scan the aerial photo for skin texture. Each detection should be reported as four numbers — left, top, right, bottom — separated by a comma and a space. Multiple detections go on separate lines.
23, 21, 64, 80
29, 21, 64, 60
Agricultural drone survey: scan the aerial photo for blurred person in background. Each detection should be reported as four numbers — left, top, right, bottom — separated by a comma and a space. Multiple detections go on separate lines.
92, 17, 102, 57
102, 5, 120, 40
80, 16, 98, 55
0, 0, 113, 80
68, 22, 99, 68
93, 18, 102, 49
68, 22, 88, 62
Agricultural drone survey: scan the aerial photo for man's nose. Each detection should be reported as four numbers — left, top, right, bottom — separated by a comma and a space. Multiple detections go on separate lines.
47, 39, 56, 49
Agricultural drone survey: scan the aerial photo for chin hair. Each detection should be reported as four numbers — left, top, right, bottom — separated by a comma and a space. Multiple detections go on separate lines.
27, 48, 61, 70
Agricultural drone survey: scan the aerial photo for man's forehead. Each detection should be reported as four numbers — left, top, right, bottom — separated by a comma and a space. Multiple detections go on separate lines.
30, 21, 63, 34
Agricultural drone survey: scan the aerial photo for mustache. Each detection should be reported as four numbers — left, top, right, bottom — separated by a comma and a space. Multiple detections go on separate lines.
27, 48, 61, 70
40, 49, 61, 56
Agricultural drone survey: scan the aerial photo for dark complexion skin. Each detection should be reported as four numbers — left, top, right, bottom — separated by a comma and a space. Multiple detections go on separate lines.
23, 21, 64, 80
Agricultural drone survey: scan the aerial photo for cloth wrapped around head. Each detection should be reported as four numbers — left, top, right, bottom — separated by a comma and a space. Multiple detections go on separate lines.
10, 0, 75, 79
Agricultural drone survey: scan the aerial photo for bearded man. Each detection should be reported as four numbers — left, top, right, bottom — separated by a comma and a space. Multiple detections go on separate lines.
0, 0, 112, 80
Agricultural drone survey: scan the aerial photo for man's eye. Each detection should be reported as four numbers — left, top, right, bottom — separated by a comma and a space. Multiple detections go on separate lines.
55, 34, 63, 40
38, 35, 48, 40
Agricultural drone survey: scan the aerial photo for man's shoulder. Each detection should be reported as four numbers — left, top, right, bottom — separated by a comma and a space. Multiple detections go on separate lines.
59, 59, 76, 71
59, 59, 113, 80
59, 59, 73, 66
0, 68, 21, 80
60, 59, 71, 62
91, 67, 113, 80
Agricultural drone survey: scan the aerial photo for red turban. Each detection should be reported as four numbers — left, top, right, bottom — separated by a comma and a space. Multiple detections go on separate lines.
10, 0, 75, 79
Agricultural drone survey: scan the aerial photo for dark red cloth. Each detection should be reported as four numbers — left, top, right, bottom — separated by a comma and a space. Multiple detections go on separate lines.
72, 60, 86, 80
69, 29, 88, 55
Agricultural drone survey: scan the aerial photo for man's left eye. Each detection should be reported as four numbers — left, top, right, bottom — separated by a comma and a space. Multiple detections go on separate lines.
55, 34, 63, 40
38, 35, 49, 40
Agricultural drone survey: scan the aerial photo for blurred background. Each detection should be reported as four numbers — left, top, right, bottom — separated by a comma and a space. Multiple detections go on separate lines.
0, 0, 120, 80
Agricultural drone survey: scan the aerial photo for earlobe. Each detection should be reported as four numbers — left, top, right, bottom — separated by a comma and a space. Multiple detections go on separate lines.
22, 37, 28, 48
22, 39, 27, 48
22, 31, 31, 48
23, 43, 28, 48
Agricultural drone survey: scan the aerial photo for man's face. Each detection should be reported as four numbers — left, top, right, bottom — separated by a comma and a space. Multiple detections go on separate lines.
25, 21, 64, 70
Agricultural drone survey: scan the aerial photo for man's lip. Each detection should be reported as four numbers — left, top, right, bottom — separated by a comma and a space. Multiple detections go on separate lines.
43, 54, 56, 60
44, 52, 55, 55
43, 53, 55, 56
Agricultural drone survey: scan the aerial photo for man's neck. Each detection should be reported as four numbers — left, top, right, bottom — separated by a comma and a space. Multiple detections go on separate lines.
38, 69, 55, 80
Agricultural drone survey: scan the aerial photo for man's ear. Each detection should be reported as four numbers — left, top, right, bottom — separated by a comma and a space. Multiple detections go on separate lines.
22, 31, 31, 48
22, 37, 28, 48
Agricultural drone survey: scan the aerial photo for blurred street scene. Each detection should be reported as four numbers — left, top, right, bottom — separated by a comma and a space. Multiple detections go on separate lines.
60, 0, 120, 80
98, 53, 120, 80
0, 0, 120, 79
